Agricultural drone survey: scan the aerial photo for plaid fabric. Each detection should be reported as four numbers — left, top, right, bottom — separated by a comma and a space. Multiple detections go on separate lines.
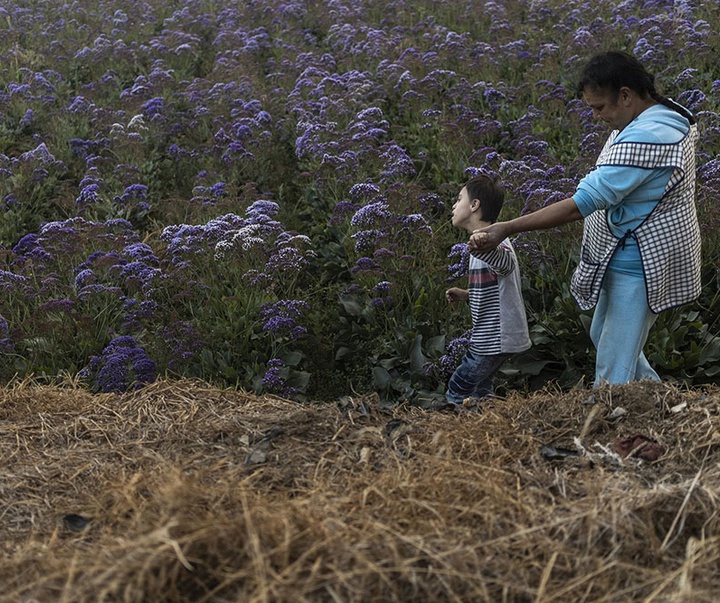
571, 124, 701, 313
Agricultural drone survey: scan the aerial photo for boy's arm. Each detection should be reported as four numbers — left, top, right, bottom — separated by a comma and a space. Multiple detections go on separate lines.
446, 287, 469, 303
470, 240, 516, 276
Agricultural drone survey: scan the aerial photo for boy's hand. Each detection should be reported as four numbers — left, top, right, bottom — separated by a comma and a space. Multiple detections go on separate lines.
446, 287, 469, 303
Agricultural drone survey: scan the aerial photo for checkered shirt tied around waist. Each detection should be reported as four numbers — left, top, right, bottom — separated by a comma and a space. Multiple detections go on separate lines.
570, 124, 701, 313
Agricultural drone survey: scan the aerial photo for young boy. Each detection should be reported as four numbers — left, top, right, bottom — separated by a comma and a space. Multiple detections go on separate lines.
444, 175, 531, 407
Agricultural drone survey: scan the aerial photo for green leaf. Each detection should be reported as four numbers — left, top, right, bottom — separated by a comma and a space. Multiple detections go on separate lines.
426, 334, 446, 356
372, 366, 392, 389
410, 334, 426, 372
338, 296, 364, 316
282, 350, 303, 366
511, 359, 555, 376
700, 338, 720, 364
579, 314, 592, 333
287, 369, 311, 391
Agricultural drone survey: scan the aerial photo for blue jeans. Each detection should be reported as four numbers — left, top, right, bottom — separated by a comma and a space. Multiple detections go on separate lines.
590, 269, 660, 385
446, 350, 511, 404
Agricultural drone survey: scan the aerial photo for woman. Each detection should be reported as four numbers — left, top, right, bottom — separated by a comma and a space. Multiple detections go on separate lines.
471, 51, 701, 386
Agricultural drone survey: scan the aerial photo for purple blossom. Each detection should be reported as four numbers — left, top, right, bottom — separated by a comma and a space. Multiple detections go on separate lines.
348, 183, 381, 200
350, 201, 392, 227
351, 229, 385, 253
677, 89, 707, 111
265, 247, 309, 273
79, 336, 157, 393
120, 261, 160, 289
379, 144, 417, 181
68, 95, 92, 114
246, 199, 280, 218
163, 214, 246, 262
114, 184, 149, 207
76, 183, 102, 207
162, 321, 205, 371
369, 280, 393, 308
17, 143, 61, 168
2, 194, 18, 209
242, 270, 272, 288
260, 300, 309, 340
0, 315, 9, 337
39, 298, 75, 313
398, 213, 432, 234
141, 96, 165, 118
74, 269, 96, 290
351, 256, 381, 273
121, 299, 159, 331
19, 109, 34, 126
372, 280, 392, 295
0, 270, 30, 292
123, 242, 157, 262
12, 234, 39, 255
447, 243, 469, 281
427, 331, 472, 380
261, 358, 293, 395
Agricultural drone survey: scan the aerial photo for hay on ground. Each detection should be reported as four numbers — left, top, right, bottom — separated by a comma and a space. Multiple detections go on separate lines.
1, 378, 720, 602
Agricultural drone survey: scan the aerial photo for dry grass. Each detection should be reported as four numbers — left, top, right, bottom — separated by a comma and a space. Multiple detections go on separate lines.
1, 377, 720, 602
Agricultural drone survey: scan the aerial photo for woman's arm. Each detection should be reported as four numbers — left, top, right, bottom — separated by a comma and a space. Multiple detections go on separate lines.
469, 197, 583, 252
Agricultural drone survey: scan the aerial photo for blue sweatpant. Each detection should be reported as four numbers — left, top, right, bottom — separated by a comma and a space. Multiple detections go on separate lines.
589, 269, 660, 386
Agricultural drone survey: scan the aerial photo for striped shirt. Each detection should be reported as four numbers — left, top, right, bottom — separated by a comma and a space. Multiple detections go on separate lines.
468, 238, 531, 355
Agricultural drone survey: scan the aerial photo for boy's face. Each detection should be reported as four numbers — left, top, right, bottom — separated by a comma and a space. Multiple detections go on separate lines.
451, 186, 476, 230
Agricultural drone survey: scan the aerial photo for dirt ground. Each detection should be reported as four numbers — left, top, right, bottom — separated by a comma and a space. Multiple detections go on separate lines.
1, 378, 719, 602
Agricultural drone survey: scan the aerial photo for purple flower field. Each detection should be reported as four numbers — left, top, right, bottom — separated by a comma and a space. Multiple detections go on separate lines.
1, 0, 719, 397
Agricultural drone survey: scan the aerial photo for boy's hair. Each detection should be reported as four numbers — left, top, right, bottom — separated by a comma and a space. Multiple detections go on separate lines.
465, 174, 505, 224
577, 50, 695, 124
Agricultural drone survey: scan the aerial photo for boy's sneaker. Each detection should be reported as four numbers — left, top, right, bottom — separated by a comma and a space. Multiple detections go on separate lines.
461, 397, 484, 412
415, 392, 458, 412
427, 399, 462, 412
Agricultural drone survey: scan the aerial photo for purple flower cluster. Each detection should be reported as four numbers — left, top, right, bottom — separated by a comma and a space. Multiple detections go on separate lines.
113, 184, 150, 215
213, 200, 313, 286
161, 321, 205, 371
431, 331, 472, 381
0, 314, 14, 353
260, 300, 309, 341
190, 182, 227, 208
447, 243, 470, 281
163, 214, 247, 266
79, 336, 158, 393
370, 280, 393, 309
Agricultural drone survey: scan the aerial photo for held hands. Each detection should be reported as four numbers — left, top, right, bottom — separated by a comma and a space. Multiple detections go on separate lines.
468, 223, 505, 252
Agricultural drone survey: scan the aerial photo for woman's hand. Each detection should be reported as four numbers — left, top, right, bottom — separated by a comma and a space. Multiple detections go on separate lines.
469, 223, 506, 252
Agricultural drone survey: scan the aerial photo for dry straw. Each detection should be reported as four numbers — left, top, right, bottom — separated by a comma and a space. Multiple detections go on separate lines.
1, 377, 719, 602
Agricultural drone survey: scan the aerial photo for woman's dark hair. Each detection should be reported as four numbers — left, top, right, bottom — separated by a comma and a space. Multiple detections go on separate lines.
577, 51, 695, 124
465, 174, 505, 224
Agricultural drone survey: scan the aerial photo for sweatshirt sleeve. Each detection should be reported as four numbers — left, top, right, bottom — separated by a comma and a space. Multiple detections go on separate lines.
469, 239, 516, 276
573, 111, 686, 217
573, 164, 657, 216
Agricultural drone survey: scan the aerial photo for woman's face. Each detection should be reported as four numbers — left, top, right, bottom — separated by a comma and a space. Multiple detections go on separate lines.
582, 86, 635, 132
